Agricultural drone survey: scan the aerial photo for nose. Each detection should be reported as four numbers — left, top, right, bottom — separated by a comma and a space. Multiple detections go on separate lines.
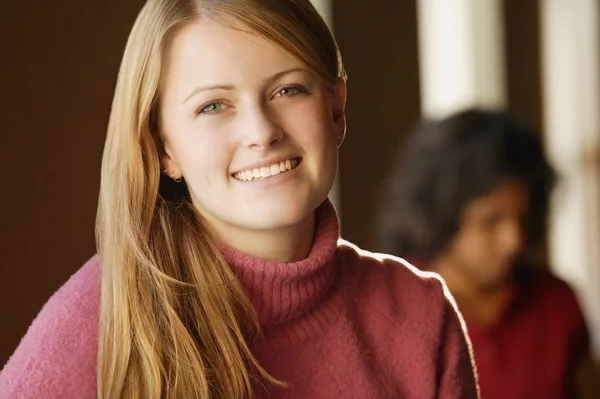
241, 104, 284, 150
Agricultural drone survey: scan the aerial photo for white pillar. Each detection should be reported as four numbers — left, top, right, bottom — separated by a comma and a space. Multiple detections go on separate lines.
416, 0, 507, 118
310, 0, 333, 30
310, 0, 342, 214
540, 0, 600, 357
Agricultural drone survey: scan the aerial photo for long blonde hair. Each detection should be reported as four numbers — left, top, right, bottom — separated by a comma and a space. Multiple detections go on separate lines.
96, 0, 346, 398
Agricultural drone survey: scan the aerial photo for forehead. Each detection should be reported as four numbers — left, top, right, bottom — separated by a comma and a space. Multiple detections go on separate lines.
468, 181, 529, 213
162, 18, 301, 88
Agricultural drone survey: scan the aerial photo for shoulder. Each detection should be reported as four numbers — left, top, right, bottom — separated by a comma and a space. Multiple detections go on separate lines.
0, 255, 101, 399
26, 254, 101, 334
335, 240, 479, 397
519, 266, 589, 348
337, 239, 448, 295
524, 267, 583, 313
336, 239, 454, 325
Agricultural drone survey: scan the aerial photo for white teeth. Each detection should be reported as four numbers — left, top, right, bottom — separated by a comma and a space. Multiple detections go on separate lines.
234, 158, 299, 181
260, 166, 271, 178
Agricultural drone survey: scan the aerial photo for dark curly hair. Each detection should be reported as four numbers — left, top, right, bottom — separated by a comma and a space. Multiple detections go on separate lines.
376, 109, 557, 262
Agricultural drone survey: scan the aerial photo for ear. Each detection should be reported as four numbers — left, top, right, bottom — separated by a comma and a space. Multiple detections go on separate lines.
332, 78, 347, 148
162, 140, 183, 181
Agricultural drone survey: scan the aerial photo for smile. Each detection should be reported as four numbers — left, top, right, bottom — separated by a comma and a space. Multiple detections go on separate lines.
233, 158, 301, 181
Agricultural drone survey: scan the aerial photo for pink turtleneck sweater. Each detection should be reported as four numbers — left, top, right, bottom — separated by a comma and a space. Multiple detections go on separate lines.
0, 201, 479, 398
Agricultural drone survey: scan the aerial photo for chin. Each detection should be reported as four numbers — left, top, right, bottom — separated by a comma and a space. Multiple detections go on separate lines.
240, 202, 316, 231
251, 187, 328, 224
479, 272, 512, 292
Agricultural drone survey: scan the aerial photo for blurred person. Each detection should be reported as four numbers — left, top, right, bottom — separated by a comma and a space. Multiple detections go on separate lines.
377, 109, 599, 399
0, 0, 479, 398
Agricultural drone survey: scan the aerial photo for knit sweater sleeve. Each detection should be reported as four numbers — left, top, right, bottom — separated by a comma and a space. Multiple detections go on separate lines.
434, 277, 480, 399
0, 257, 100, 399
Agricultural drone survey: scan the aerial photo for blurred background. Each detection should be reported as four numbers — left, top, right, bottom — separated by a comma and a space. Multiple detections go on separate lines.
1, 0, 598, 371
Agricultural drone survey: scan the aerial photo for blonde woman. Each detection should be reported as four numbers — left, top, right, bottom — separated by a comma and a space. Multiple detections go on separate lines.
0, 0, 479, 398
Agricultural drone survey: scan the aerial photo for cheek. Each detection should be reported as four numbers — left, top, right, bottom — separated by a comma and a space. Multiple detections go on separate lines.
453, 229, 495, 263
302, 115, 337, 169
172, 129, 231, 180
291, 96, 335, 138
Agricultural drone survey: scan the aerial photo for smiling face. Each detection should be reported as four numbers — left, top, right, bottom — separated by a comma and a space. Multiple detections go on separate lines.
158, 17, 346, 253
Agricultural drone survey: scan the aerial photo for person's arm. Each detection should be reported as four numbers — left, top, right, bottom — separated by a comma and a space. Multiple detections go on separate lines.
435, 280, 481, 399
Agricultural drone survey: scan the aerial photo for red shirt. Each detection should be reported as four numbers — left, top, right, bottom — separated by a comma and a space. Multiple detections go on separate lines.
464, 268, 589, 399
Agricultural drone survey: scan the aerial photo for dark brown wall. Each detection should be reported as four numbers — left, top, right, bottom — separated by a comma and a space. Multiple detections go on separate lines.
0, 1, 146, 366
503, 0, 543, 132
333, 0, 421, 251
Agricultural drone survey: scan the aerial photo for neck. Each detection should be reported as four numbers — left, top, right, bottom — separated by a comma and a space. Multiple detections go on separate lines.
219, 200, 339, 326
432, 257, 514, 328
212, 214, 316, 263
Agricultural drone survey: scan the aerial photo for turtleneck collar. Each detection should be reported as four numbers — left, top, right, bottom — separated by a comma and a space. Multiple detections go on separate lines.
220, 199, 339, 327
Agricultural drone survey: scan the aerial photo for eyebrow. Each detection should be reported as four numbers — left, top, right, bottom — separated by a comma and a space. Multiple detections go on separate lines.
182, 68, 307, 104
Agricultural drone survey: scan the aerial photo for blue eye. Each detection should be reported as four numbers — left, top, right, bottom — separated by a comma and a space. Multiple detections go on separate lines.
198, 101, 225, 115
